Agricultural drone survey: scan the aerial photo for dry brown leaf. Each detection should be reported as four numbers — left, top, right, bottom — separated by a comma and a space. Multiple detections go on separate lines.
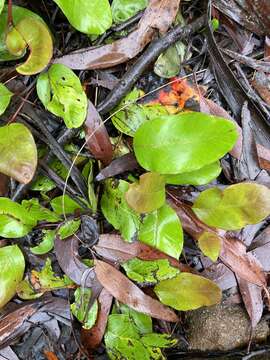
54, 0, 181, 70
94, 259, 178, 322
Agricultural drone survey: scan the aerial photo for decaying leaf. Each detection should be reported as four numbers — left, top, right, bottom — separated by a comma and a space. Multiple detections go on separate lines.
94, 260, 179, 322
54, 0, 181, 69
0, 123, 37, 184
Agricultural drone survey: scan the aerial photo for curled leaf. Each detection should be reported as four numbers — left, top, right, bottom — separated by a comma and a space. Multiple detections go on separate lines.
30, 229, 56, 255
71, 287, 98, 330
6, 17, 53, 75
125, 172, 165, 214
0, 123, 37, 184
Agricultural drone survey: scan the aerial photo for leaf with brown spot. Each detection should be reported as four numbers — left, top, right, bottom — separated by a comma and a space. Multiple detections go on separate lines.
94, 259, 178, 322
54, 0, 181, 70
84, 100, 113, 165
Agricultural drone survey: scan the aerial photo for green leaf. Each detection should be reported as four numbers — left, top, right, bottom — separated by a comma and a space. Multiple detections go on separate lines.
37, 64, 87, 128
0, 5, 46, 61
118, 304, 152, 334
0, 245, 25, 308
0, 123, 37, 184
52, 0, 112, 35
154, 43, 185, 79
17, 258, 74, 299
50, 195, 83, 215
82, 160, 97, 213
155, 273, 222, 311
30, 229, 56, 255
198, 231, 221, 262
105, 314, 175, 360
111, 0, 148, 24
6, 17, 53, 75
21, 198, 60, 222
101, 179, 140, 242
0, 1, 4, 15
0, 197, 36, 238
192, 183, 270, 230
165, 161, 222, 185
139, 203, 183, 259
112, 89, 168, 136
125, 172, 165, 214
70, 287, 98, 329
133, 112, 238, 174
58, 219, 81, 240
0, 83, 13, 115
122, 258, 180, 284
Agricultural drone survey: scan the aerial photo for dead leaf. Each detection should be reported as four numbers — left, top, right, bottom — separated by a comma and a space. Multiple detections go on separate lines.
54, 0, 181, 70
44, 351, 59, 360
81, 288, 113, 351
94, 259, 178, 322
0, 174, 9, 197
85, 100, 113, 165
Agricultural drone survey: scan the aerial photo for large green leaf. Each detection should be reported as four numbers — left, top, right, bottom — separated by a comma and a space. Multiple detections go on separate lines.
0, 123, 37, 184
154, 273, 222, 311
111, 0, 148, 24
101, 179, 140, 242
125, 172, 165, 214
0, 83, 13, 115
165, 161, 222, 186
50, 195, 83, 215
37, 64, 87, 128
112, 89, 168, 137
193, 183, 270, 230
21, 198, 60, 223
70, 287, 98, 329
133, 112, 238, 174
52, 0, 112, 35
139, 204, 183, 259
0, 197, 36, 238
0, 5, 45, 61
122, 258, 179, 284
0, 245, 25, 308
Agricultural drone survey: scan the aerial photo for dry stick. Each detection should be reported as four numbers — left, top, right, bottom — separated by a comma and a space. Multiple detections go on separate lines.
97, 15, 205, 115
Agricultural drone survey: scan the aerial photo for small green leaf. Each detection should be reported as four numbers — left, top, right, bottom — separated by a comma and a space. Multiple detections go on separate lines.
51, 195, 83, 215
0, 83, 13, 115
82, 160, 97, 213
192, 183, 270, 230
17, 258, 73, 299
165, 161, 222, 185
198, 232, 221, 262
70, 287, 98, 329
125, 172, 165, 214
118, 304, 152, 334
112, 89, 168, 136
101, 179, 140, 242
58, 219, 81, 240
0, 245, 25, 308
139, 203, 183, 259
52, 0, 112, 35
6, 17, 53, 75
0, 1, 4, 15
154, 273, 222, 311
133, 112, 238, 174
0, 197, 36, 238
21, 198, 60, 223
0, 123, 37, 184
111, 0, 148, 24
122, 258, 180, 284
30, 229, 56, 255
154, 43, 184, 79
37, 64, 87, 128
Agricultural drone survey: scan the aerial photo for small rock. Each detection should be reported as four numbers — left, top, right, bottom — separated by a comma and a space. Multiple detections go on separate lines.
185, 303, 269, 352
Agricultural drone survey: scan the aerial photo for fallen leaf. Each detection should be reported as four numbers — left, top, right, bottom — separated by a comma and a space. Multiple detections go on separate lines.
84, 100, 113, 165
94, 260, 178, 322
0, 123, 37, 184
54, 0, 180, 69
125, 172, 165, 213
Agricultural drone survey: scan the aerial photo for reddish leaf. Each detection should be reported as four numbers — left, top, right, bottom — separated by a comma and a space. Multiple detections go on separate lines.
85, 100, 113, 165
95, 234, 191, 272
44, 351, 59, 360
54, 0, 181, 70
81, 288, 113, 351
257, 143, 270, 172
94, 259, 178, 322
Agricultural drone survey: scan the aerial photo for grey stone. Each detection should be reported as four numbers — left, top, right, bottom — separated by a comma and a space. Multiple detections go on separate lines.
185, 303, 269, 352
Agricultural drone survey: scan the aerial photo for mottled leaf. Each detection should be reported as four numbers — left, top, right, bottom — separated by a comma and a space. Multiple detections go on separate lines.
0, 123, 37, 184
154, 273, 222, 311
71, 287, 98, 329
193, 183, 270, 230
133, 112, 238, 174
